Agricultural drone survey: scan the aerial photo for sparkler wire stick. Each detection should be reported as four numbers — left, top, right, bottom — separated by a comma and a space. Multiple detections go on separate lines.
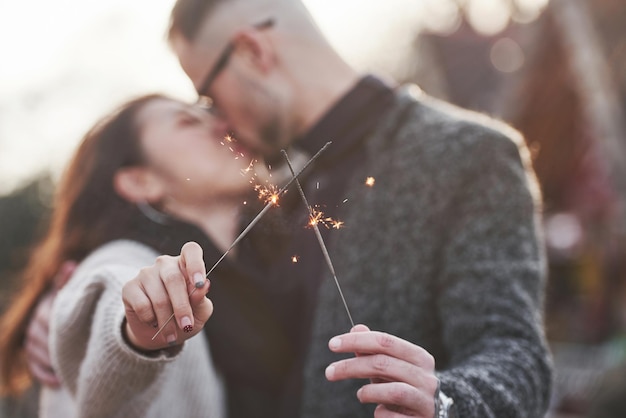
151, 141, 332, 341
281, 150, 355, 328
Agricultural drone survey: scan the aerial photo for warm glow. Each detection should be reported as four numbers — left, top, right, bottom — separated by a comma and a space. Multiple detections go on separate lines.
365, 177, 376, 187
309, 210, 323, 227
255, 184, 281, 206
240, 159, 257, 176
466, 0, 511, 36
308, 207, 344, 230
331, 220, 345, 230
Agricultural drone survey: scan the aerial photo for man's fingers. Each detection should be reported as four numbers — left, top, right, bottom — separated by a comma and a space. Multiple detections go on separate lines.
179, 242, 206, 289
22, 290, 60, 387
373, 403, 417, 418
29, 293, 55, 333
326, 355, 428, 388
25, 337, 54, 373
329, 330, 434, 370
28, 361, 61, 388
53, 261, 78, 290
351, 324, 370, 333
358, 382, 435, 417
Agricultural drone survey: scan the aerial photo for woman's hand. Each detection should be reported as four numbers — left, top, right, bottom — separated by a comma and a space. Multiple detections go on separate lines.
325, 324, 439, 417
122, 242, 212, 352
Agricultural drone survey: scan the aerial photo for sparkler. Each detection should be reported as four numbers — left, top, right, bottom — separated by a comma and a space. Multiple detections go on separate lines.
281, 150, 355, 328
151, 141, 332, 340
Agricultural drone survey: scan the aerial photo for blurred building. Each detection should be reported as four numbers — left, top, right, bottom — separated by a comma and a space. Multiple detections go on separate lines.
407, 0, 626, 416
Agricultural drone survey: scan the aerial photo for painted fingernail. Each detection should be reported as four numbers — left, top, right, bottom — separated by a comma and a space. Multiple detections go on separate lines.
194, 273, 205, 288
329, 337, 341, 350
182, 316, 193, 333
166, 334, 177, 346
325, 364, 335, 380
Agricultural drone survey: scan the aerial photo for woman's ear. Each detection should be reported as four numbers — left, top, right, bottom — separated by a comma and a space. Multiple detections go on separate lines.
113, 167, 164, 204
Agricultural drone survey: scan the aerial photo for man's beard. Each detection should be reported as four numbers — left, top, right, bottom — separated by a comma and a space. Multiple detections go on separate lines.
260, 117, 286, 163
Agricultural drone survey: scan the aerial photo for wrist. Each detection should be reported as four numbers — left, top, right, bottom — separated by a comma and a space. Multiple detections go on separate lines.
122, 318, 178, 357
434, 382, 456, 418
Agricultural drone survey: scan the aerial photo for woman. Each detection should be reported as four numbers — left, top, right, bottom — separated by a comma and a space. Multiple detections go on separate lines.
0, 94, 273, 417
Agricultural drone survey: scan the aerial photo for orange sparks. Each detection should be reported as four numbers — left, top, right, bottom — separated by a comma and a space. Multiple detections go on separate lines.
365, 177, 376, 187
254, 184, 281, 205
308, 207, 344, 230
331, 220, 344, 229
240, 159, 257, 176
309, 209, 324, 227
291, 255, 299, 263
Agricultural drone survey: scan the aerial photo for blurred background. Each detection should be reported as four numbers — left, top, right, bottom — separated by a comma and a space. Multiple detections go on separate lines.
1, 0, 625, 416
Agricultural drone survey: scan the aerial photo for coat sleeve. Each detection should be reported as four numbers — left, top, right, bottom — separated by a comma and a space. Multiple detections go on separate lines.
50, 251, 183, 418
436, 130, 553, 418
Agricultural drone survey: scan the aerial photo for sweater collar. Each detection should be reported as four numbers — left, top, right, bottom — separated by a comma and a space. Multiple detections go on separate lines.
294, 75, 396, 164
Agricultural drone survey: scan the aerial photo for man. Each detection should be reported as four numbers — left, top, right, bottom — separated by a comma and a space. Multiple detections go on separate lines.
27, 0, 552, 416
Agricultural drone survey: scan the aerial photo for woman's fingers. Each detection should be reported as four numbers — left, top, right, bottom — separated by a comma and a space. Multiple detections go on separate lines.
156, 255, 195, 335
122, 242, 212, 351
180, 241, 207, 289
126, 265, 178, 347
174, 241, 210, 317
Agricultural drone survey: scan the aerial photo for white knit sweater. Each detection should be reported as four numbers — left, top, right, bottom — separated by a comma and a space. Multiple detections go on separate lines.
42, 240, 225, 418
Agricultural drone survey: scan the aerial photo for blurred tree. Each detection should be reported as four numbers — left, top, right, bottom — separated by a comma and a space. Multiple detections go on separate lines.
0, 176, 52, 304
0, 176, 52, 418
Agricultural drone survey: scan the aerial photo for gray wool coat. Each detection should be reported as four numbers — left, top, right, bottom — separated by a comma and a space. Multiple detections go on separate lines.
300, 86, 553, 418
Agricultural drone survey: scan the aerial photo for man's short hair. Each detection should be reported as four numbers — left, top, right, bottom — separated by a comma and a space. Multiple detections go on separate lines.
169, 0, 226, 42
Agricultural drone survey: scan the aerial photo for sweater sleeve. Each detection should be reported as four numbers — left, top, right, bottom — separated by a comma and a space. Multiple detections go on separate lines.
436, 131, 553, 417
50, 245, 184, 418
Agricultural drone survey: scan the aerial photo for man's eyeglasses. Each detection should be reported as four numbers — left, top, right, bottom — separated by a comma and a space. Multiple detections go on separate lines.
196, 18, 275, 110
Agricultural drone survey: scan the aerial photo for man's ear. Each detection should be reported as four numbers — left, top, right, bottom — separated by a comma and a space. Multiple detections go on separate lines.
232, 29, 276, 73
113, 167, 164, 204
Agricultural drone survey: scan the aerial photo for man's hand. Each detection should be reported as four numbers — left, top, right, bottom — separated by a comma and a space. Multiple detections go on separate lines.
122, 242, 212, 352
25, 261, 77, 387
325, 324, 439, 417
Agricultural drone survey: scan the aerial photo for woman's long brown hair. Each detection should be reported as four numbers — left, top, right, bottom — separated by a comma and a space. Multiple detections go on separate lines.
0, 94, 165, 396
